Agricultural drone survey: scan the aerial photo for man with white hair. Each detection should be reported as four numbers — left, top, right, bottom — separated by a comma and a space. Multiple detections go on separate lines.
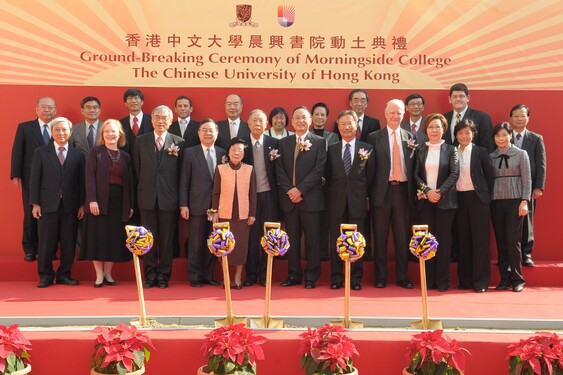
29, 117, 85, 288
133, 105, 185, 288
367, 99, 416, 289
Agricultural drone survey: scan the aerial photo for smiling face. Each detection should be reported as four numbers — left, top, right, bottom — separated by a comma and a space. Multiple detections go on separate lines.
225, 94, 243, 120
102, 121, 120, 148
198, 122, 218, 148
228, 143, 245, 165
51, 121, 71, 147
125, 95, 143, 115
406, 98, 424, 118
426, 118, 445, 144
81, 100, 101, 123
337, 114, 358, 143
271, 112, 287, 132
509, 108, 529, 132
152, 108, 172, 136
312, 106, 328, 129
448, 90, 469, 113
455, 127, 474, 148
349, 91, 368, 116
292, 108, 312, 137
494, 128, 512, 149
384, 101, 405, 130
174, 98, 193, 120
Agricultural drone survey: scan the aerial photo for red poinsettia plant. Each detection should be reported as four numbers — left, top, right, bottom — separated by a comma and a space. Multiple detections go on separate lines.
405, 329, 470, 375
506, 332, 563, 375
0, 324, 32, 374
91, 323, 155, 374
298, 323, 359, 375
201, 323, 267, 374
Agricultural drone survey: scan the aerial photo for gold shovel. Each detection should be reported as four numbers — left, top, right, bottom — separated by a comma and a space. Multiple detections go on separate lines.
332, 224, 364, 329
410, 225, 442, 330
212, 222, 247, 327
251, 222, 285, 328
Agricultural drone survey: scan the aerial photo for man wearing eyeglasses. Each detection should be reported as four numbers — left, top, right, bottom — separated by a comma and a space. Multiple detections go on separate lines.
400, 93, 427, 143
11, 97, 57, 262
133, 105, 185, 289
71, 96, 103, 156
334, 89, 381, 142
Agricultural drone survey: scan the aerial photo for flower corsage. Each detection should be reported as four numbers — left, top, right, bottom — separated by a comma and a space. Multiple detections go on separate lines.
299, 139, 312, 152
407, 138, 418, 158
167, 143, 180, 157
417, 183, 428, 200
358, 148, 371, 161
269, 148, 281, 161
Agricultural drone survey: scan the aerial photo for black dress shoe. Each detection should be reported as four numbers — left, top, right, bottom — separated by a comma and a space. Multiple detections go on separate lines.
513, 283, 525, 292
144, 276, 157, 288
351, 283, 362, 291
235, 284, 243, 290
243, 280, 255, 287
330, 282, 342, 290
203, 279, 220, 286
24, 254, 37, 262
157, 276, 168, 289
37, 279, 53, 288
522, 258, 535, 267
259, 280, 266, 287
304, 282, 315, 289
495, 283, 510, 291
280, 278, 301, 287
56, 277, 79, 286
103, 278, 118, 286
374, 281, 386, 288
94, 281, 103, 288
397, 280, 414, 289
190, 281, 202, 288
474, 288, 487, 293
437, 286, 448, 292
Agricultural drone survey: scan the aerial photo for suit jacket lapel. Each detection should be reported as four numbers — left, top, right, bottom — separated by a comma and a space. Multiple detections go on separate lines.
34, 120, 46, 145
47, 145, 63, 178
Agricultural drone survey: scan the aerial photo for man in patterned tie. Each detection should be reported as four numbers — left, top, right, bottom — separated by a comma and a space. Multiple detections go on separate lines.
443, 83, 494, 152
216, 94, 250, 150
70, 96, 102, 156
11, 97, 57, 262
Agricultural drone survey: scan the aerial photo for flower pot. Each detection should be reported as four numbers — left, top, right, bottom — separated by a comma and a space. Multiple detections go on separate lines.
90, 366, 145, 375
314, 368, 358, 375
11, 364, 32, 375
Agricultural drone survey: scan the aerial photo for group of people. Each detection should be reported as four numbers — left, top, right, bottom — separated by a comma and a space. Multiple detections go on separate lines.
10, 84, 546, 294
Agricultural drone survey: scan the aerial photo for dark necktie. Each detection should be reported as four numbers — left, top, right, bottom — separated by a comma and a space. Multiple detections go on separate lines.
87, 125, 94, 148
343, 143, 352, 176
356, 119, 362, 139
411, 123, 417, 133
516, 134, 522, 141
42, 124, 50, 145
206, 148, 215, 180
57, 147, 65, 165
255, 140, 261, 150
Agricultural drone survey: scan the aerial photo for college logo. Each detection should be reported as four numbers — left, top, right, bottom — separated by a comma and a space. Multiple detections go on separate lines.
230, 4, 258, 27
277, 5, 295, 27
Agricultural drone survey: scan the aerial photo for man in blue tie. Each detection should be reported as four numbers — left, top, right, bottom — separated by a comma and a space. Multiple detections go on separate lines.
11, 97, 57, 262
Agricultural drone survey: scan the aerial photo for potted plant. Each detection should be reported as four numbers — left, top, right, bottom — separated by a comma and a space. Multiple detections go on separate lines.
506, 332, 563, 375
199, 323, 267, 375
404, 330, 470, 375
298, 323, 359, 375
91, 323, 155, 375
0, 324, 32, 375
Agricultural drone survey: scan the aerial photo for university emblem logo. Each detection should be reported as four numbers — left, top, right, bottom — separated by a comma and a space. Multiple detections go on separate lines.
230, 4, 258, 27
277, 5, 295, 27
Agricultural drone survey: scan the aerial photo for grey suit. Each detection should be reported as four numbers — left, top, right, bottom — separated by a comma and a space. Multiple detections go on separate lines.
180, 144, 227, 283
133, 132, 185, 280
70, 120, 102, 156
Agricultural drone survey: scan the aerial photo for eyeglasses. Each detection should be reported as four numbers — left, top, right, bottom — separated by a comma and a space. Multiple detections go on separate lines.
408, 102, 424, 107
153, 115, 170, 121
427, 126, 443, 130
199, 128, 216, 133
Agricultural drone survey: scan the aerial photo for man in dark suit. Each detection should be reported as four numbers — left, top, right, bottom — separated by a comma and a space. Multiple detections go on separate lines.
326, 110, 374, 290
133, 105, 185, 289
29, 117, 85, 288
510, 104, 546, 266
169, 95, 201, 148
367, 99, 415, 289
275, 105, 327, 289
180, 119, 226, 287
216, 94, 250, 150
119, 88, 152, 157
443, 83, 494, 152
11, 97, 57, 262
400, 93, 427, 143
70, 96, 102, 156
334, 89, 381, 142
242, 109, 279, 287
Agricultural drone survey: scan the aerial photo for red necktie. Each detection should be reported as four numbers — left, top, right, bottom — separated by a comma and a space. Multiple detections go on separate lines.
132, 117, 139, 136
